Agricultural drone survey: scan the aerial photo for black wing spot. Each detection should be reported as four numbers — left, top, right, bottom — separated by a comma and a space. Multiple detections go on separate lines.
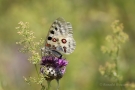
63, 46, 67, 53
50, 30, 54, 34
48, 36, 52, 40
57, 23, 61, 27
55, 27, 58, 30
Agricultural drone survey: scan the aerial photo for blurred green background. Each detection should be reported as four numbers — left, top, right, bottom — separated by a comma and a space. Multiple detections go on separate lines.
0, 0, 135, 90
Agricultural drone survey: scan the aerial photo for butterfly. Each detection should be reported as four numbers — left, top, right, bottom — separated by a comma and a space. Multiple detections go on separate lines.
41, 17, 76, 58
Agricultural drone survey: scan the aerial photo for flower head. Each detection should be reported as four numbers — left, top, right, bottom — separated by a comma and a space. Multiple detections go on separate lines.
40, 55, 68, 81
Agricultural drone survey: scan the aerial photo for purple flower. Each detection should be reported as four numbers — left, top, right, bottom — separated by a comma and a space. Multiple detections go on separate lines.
40, 55, 68, 81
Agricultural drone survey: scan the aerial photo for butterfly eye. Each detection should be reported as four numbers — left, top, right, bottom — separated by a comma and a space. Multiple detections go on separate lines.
61, 39, 67, 44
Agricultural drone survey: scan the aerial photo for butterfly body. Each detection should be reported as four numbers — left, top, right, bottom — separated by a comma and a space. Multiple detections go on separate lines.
42, 17, 76, 58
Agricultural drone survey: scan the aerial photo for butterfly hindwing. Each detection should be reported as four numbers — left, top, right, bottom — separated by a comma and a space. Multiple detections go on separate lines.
45, 17, 76, 55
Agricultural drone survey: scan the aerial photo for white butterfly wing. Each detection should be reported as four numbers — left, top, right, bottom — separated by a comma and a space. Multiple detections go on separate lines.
45, 17, 76, 54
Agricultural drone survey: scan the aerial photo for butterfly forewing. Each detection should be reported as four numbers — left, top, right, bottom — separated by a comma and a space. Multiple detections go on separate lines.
45, 17, 76, 55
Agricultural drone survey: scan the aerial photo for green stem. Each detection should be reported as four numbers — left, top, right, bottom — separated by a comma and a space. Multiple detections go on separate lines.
115, 46, 119, 75
47, 81, 51, 90
56, 79, 59, 90
115, 46, 122, 90
35, 64, 39, 78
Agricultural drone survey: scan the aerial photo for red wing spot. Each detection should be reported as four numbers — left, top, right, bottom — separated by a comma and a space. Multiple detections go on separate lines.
63, 46, 67, 53
52, 38, 57, 42
61, 39, 67, 44
46, 44, 51, 47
